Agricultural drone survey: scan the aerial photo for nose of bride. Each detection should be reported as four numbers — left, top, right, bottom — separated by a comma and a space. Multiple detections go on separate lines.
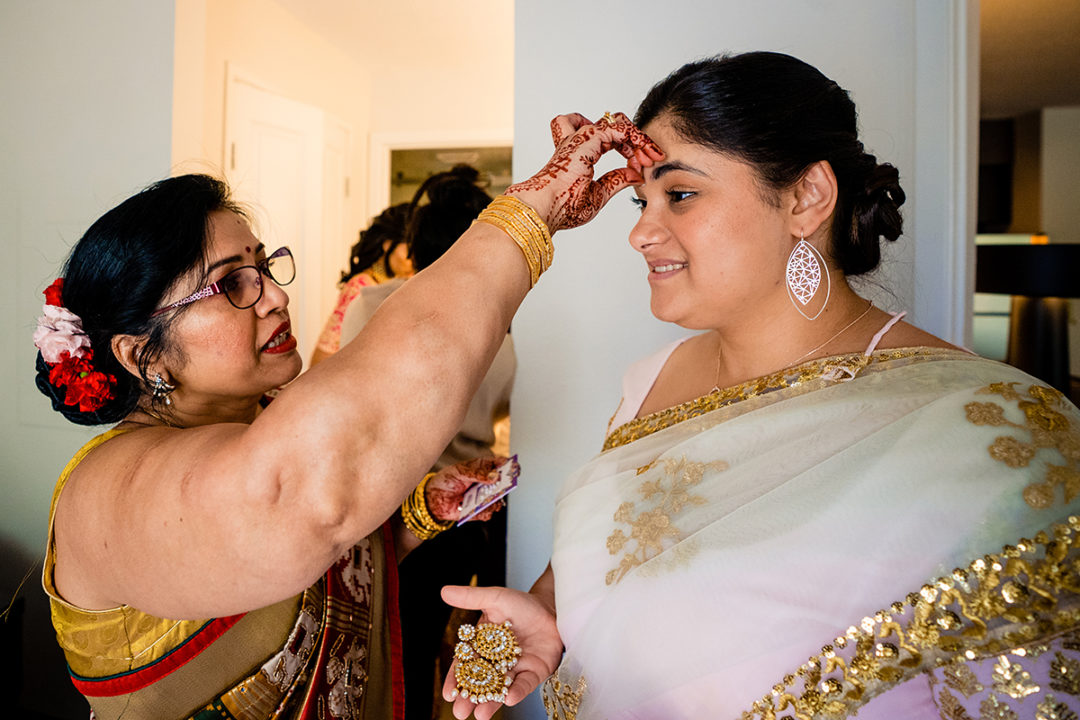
629, 214, 667, 254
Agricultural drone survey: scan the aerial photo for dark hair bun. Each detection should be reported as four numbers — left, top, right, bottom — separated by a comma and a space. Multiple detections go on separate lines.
34, 352, 136, 426
407, 165, 492, 271
842, 159, 905, 276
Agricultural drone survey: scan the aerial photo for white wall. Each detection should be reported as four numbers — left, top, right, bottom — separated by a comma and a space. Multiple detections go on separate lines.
1040, 106, 1080, 375
507, 2, 975, 717
0, 2, 175, 715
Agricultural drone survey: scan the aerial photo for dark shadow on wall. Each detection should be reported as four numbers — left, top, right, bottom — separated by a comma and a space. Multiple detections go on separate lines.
1, 535, 89, 719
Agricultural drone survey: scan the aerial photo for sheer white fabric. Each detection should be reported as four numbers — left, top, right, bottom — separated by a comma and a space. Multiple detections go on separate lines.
546, 350, 1080, 719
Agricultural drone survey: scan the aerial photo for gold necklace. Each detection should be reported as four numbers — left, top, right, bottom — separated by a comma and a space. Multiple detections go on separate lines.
789, 301, 874, 367
709, 335, 724, 394
139, 404, 179, 428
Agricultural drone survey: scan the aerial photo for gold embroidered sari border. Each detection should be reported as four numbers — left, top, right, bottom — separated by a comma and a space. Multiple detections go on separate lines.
602, 347, 972, 452
741, 516, 1080, 719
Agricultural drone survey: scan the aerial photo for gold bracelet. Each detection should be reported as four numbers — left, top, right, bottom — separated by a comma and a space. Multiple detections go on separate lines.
474, 194, 554, 288
400, 472, 454, 540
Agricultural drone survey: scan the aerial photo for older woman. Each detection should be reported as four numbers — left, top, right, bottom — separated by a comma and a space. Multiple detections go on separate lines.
33, 118, 662, 719
442, 52, 1080, 720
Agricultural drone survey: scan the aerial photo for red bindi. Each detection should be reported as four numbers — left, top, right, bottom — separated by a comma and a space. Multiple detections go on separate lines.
245, 246, 251, 253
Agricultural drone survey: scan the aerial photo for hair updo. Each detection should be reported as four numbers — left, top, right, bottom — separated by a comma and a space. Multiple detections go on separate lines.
405, 165, 493, 271
35, 174, 243, 425
341, 202, 409, 284
634, 51, 905, 276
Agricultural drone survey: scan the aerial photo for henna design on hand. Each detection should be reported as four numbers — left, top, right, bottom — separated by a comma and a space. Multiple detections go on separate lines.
506, 112, 663, 233
426, 457, 506, 522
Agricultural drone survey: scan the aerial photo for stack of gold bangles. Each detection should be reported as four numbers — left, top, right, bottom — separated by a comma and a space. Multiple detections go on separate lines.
474, 194, 554, 288
400, 472, 453, 540
450, 620, 521, 704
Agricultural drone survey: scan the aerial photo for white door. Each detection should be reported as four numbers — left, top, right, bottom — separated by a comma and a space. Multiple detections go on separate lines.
225, 73, 337, 369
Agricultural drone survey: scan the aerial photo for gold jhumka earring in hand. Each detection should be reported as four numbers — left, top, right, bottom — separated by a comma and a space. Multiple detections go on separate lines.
450, 620, 522, 704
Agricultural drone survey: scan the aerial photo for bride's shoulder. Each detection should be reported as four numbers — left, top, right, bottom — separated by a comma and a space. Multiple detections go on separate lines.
878, 318, 964, 352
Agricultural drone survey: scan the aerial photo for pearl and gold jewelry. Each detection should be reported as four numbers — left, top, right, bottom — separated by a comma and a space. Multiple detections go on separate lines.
451, 621, 521, 704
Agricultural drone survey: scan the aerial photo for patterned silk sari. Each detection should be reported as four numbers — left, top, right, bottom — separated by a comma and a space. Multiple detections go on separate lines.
43, 429, 404, 720
543, 348, 1080, 719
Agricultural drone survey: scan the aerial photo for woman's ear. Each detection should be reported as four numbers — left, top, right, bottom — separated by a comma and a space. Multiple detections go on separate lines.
111, 334, 152, 383
789, 160, 838, 238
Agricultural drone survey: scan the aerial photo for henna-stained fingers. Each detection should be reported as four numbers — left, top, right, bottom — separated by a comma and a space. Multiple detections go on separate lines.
550, 113, 592, 148
506, 112, 663, 232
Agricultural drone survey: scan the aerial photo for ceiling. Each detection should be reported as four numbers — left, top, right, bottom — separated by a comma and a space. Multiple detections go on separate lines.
981, 0, 1080, 119
271, 1, 1080, 121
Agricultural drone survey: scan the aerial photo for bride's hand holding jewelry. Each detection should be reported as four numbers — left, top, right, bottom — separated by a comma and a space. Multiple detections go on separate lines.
507, 111, 664, 233
440, 584, 562, 720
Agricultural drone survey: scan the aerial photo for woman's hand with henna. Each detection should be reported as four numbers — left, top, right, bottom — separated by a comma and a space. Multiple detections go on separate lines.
506, 112, 664, 233
426, 456, 508, 523
440, 584, 563, 720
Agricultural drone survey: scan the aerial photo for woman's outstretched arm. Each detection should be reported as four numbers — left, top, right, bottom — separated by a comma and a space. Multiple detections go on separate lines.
55, 114, 660, 620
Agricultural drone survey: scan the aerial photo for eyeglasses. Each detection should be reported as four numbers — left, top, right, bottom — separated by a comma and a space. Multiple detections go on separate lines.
152, 247, 295, 317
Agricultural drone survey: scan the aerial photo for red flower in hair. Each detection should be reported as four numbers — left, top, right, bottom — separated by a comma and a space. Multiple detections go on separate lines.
47, 349, 116, 412
64, 370, 116, 412
44, 278, 64, 307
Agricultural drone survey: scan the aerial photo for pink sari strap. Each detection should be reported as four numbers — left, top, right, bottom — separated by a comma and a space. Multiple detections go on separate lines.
863, 311, 906, 355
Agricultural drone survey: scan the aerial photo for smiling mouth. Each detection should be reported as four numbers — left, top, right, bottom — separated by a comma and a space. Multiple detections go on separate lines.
262, 323, 293, 351
264, 331, 291, 349
651, 263, 688, 273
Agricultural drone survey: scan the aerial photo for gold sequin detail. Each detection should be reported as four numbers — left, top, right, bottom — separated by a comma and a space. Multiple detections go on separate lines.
1051, 652, 1080, 696
1038, 695, 1080, 720
981, 694, 1020, 720
938, 687, 978, 719
604, 457, 723, 586
741, 518, 1080, 720
969, 383, 1080, 510
944, 662, 985, 697
542, 672, 586, 720
993, 655, 1041, 699
603, 348, 958, 451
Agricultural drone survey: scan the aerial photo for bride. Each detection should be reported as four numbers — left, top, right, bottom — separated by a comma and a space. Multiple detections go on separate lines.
442, 51, 1080, 720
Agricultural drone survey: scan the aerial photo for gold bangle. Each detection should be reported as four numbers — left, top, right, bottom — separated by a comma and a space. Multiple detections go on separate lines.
474, 194, 554, 288
400, 471, 453, 540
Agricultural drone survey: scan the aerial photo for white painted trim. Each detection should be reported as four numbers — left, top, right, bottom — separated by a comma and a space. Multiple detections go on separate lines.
913, 0, 979, 346
367, 129, 513, 223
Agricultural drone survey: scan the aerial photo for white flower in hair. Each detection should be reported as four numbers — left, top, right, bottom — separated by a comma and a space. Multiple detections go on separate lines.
33, 304, 91, 364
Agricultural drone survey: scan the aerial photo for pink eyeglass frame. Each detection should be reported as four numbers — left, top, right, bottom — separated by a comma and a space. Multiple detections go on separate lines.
151, 246, 293, 317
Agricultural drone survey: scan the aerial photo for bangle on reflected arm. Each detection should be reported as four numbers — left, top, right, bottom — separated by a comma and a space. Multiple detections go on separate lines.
400, 472, 453, 540
474, 195, 554, 288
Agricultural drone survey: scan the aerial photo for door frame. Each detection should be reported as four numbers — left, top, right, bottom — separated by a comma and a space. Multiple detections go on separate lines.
367, 129, 513, 224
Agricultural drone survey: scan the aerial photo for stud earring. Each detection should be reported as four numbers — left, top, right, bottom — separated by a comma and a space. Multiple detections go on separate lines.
786, 233, 830, 321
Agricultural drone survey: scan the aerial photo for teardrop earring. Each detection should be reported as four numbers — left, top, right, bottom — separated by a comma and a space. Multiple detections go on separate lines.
785, 233, 831, 321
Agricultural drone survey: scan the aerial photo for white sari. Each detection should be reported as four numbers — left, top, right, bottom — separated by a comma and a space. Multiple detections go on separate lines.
544, 348, 1080, 719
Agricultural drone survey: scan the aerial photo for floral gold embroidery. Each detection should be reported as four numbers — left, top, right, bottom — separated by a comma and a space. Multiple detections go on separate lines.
741, 519, 1080, 720
981, 694, 1020, 720
603, 348, 956, 451
971, 383, 1080, 510
939, 686, 978, 719
604, 457, 721, 586
1051, 652, 1080, 695
542, 672, 586, 720
944, 662, 985, 697
993, 655, 1041, 699
1038, 695, 1080, 720
968, 402, 1008, 426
